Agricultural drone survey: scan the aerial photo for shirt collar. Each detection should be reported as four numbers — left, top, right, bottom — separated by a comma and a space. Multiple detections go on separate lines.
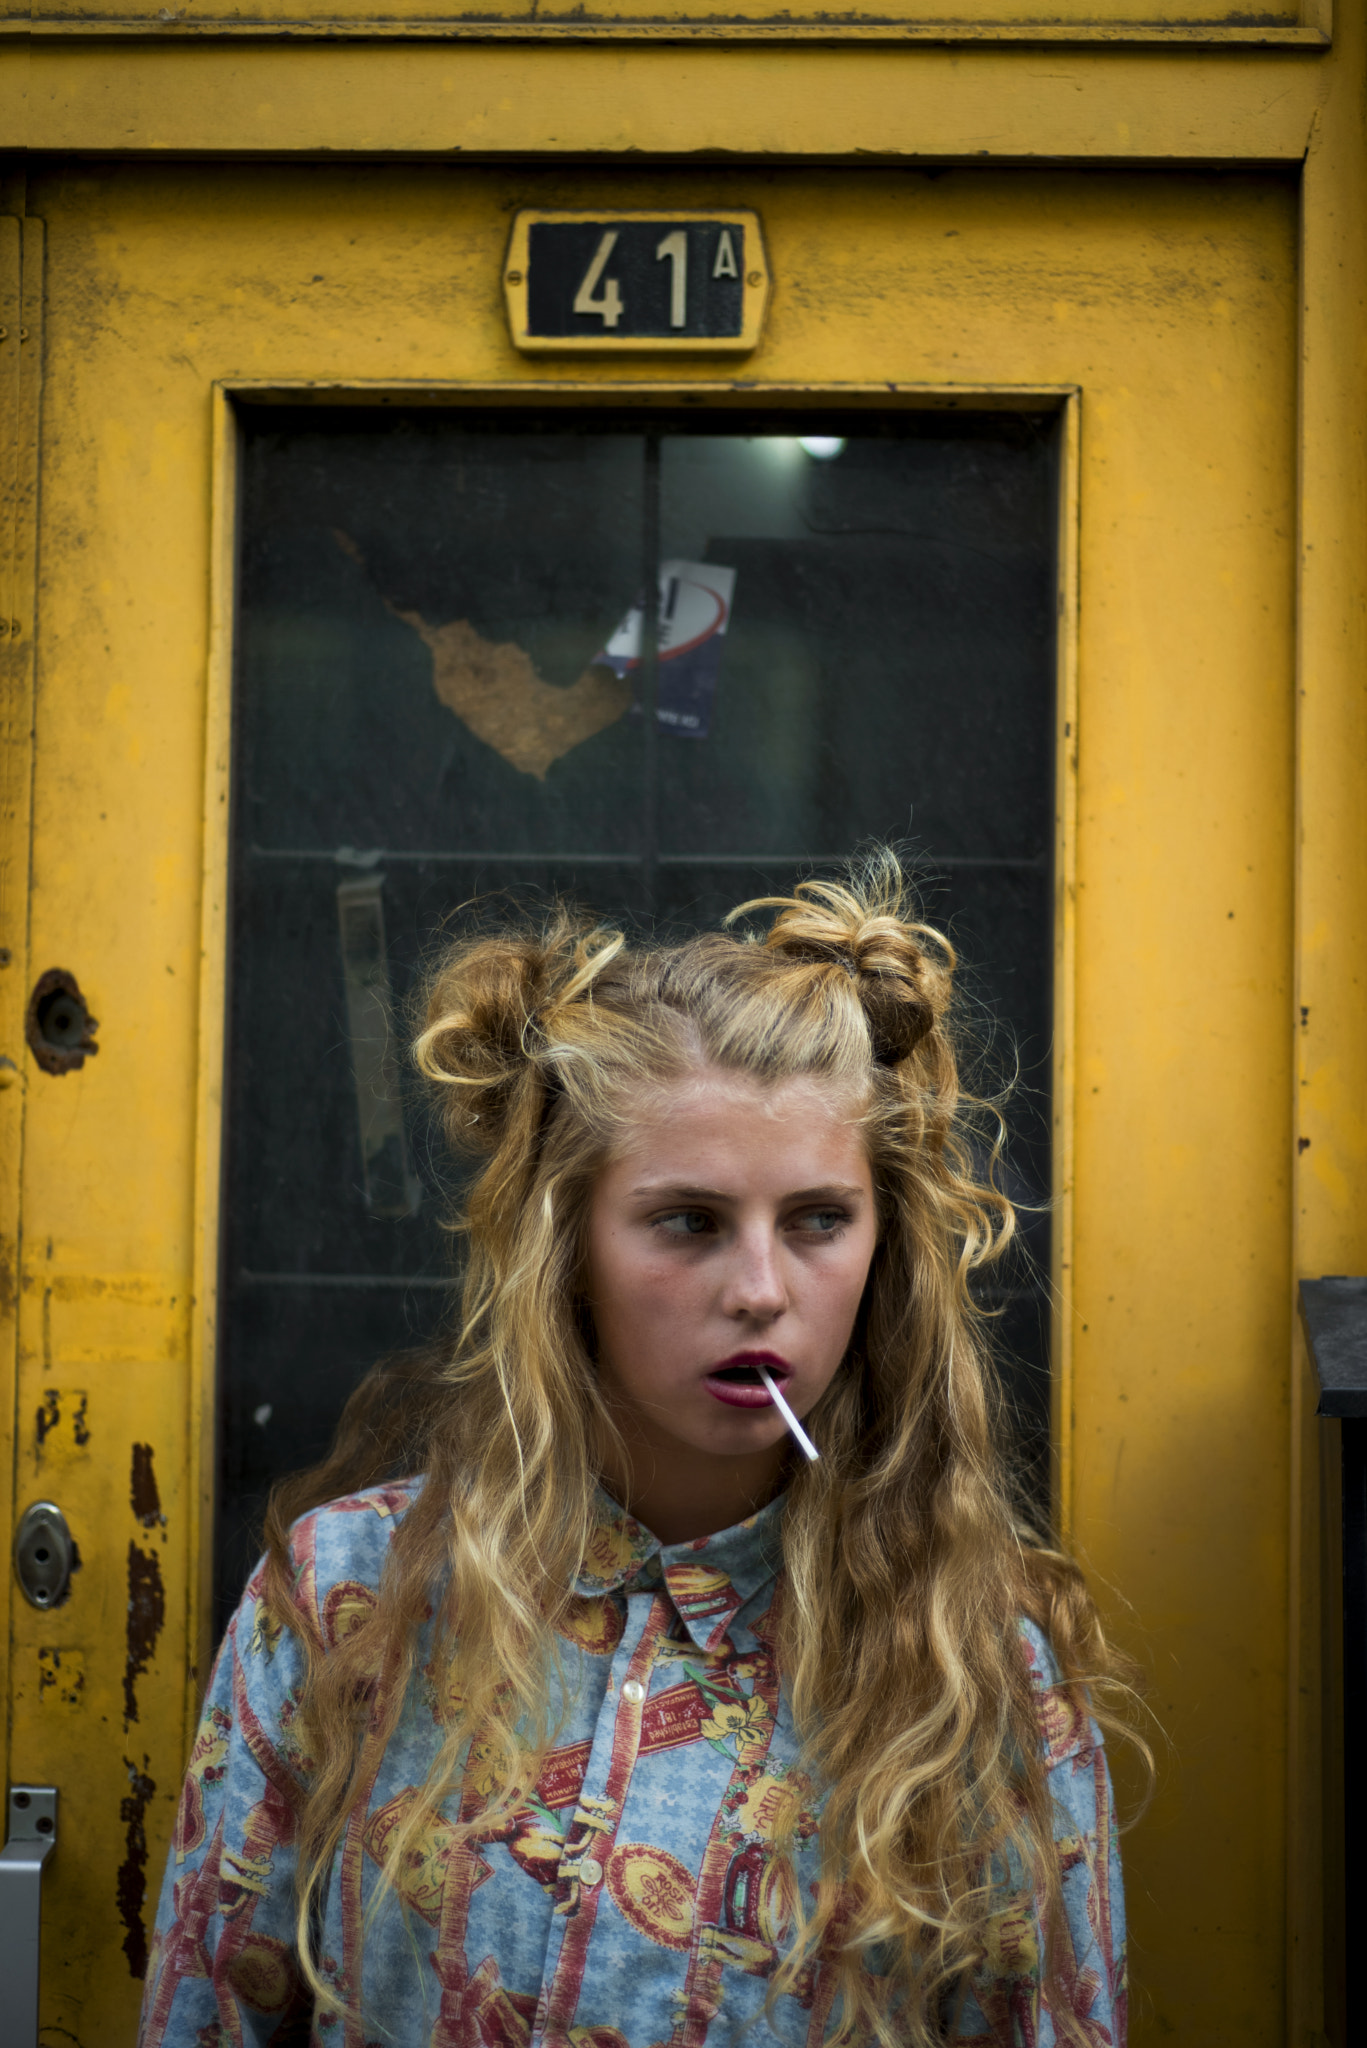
572, 1489, 787, 1653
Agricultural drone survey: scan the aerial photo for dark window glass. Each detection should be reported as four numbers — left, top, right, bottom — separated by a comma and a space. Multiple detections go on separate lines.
220, 408, 1059, 1623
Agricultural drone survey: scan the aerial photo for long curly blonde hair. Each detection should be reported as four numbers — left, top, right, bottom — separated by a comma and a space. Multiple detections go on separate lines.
260, 849, 1138, 2043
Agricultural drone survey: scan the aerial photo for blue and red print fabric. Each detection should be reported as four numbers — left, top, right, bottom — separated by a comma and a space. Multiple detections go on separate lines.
139, 1484, 1126, 2047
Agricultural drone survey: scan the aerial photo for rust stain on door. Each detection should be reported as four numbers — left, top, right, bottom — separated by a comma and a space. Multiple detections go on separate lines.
118, 1756, 156, 1979
130, 1441, 165, 1529
123, 1539, 166, 1727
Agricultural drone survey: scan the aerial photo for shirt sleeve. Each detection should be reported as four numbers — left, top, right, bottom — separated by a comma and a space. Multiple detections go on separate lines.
137, 1571, 315, 2047
946, 1620, 1128, 2048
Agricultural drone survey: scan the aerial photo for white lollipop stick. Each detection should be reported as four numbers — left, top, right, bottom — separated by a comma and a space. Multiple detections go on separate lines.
758, 1367, 820, 1462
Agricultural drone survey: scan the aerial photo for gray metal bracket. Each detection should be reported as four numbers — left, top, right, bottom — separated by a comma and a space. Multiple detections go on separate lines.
0, 1787, 58, 2048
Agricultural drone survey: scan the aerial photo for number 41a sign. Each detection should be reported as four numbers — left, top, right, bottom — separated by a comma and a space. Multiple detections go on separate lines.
504, 212, 770, 353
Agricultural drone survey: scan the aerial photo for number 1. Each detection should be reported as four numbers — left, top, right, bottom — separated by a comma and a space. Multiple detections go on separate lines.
656, 230, 688, 329
573, 231, 624, 329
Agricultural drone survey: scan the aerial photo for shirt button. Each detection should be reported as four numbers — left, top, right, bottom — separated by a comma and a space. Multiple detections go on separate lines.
622, 1679, 645, 1704
579, 1857, 604, 1888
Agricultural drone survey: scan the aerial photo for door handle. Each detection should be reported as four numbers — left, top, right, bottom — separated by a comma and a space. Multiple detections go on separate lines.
0, 1787, 58, 2048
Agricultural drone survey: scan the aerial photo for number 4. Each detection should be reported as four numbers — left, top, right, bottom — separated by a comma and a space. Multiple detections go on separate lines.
573, 231, 624, 329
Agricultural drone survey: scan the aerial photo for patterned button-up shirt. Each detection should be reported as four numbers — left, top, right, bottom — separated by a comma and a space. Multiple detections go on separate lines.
140, 1482, 1125, 2047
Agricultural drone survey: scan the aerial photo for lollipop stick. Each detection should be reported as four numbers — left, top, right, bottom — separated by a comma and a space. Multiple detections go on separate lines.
758, 1367, 820, 1462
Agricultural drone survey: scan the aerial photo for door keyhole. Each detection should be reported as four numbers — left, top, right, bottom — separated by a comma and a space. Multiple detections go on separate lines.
25, 968, 99, 1075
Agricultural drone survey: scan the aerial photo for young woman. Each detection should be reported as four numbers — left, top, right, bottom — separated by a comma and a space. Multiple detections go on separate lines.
140, 853, 1136, 2048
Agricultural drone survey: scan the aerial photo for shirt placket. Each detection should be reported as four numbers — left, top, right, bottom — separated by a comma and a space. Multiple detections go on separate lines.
532, 1588, 674, 2048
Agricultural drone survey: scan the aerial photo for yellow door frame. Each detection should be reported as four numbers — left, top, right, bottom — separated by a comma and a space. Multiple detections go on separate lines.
2, 18, 1364, 2043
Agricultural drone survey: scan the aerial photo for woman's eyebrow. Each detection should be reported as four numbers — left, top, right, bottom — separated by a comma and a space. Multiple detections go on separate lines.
629, 1181, 866, 1203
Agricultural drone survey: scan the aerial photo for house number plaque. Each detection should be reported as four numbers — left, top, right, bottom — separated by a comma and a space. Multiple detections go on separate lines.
504, 211, 769, 354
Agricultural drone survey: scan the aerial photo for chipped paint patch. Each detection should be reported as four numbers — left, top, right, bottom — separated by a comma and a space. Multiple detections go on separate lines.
118, 1757, 156, 1980
35, 1385, 60, 1446
123, 1541, 166, 1727
38, 1644, 86, 1708
33, 1386, 92, 1467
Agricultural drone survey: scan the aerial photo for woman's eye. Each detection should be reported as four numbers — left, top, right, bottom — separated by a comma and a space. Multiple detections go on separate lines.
656, 1210, 714, 1237
793, 1209, 849, 1236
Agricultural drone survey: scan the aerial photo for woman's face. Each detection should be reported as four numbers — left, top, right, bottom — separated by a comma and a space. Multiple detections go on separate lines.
584, 1068, 878, 1518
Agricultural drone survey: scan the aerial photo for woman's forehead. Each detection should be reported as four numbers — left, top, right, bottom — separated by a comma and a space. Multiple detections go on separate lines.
605, 1068, 870, 1172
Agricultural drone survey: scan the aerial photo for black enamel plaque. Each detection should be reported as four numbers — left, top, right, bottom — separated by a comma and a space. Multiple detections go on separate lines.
525, 219, 746, 341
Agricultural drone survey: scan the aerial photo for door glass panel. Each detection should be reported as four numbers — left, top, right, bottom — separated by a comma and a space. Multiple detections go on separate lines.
221, 407, 1059, 1620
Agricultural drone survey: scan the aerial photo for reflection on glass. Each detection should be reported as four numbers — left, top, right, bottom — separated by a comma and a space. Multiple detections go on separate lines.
335, 872, 421, 1220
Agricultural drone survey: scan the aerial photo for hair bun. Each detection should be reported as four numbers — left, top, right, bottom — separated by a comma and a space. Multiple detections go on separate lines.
856, 964, 936, 1065
740, 854, 951, 1068
414, 910, 623, 1152
414, 937, 543, 1151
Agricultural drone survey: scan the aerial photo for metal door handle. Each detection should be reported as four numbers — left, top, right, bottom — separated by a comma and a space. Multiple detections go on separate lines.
0, 1787, 58, 2048
13, 1501, 75, 1609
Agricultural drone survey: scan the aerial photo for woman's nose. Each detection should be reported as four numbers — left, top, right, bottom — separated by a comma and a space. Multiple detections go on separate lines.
722, 1229, 788, 1320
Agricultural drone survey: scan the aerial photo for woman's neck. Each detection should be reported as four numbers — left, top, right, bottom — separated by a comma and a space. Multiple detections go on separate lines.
601, 1441, 787, 1545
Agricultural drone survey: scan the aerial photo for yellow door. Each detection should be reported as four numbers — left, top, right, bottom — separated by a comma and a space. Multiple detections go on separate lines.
0, 129, 1353, 2043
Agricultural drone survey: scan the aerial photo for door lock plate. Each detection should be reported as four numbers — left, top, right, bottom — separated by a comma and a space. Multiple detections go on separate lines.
13, 1501, 74, 1609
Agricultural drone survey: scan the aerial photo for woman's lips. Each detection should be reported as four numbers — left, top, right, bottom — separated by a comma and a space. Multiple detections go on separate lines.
705, 1377, 776, 1409
703, 1353, 791, 1410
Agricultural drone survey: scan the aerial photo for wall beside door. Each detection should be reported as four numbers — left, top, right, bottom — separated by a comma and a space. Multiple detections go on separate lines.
0, 140, 1326, 2045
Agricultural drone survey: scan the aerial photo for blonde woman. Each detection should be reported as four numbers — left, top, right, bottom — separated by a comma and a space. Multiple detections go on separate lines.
141, 853, 1135, 2048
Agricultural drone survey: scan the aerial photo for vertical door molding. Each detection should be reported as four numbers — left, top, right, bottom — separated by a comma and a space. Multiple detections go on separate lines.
0, 207, 43, 1789
1288, 11, 1367, 2036
1051, 389, 1081, 1544
188, 386, 240, 1718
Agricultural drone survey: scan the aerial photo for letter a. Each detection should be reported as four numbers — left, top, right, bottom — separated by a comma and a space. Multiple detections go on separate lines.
712, 230, 739, 281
